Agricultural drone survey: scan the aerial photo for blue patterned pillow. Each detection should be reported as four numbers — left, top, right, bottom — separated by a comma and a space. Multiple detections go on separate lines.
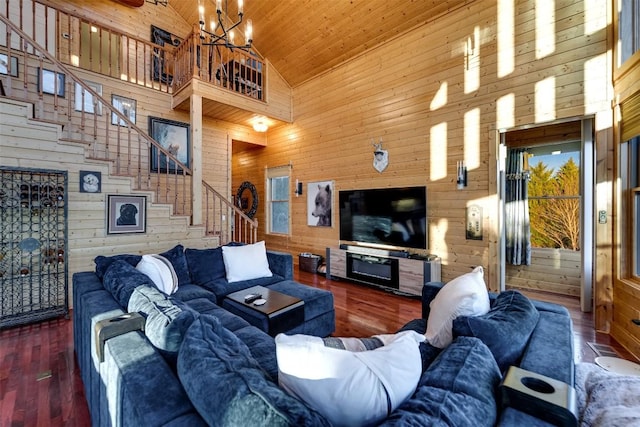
160, 244, 191, 286
178, 315, 329, 426
102, 259, 153, 307
452, 290, 540, 372
95, 254, 142, 279
185, 247, 226, 285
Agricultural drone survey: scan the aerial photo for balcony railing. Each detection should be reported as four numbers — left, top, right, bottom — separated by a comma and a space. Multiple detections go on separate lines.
173, 25, 265, 101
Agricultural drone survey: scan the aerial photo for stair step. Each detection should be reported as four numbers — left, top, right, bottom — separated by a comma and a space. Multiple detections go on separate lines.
30, 117, 67, 127
59, 137, 91, 145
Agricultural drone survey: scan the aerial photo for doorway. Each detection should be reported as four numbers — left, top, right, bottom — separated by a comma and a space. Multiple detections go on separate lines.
499, 118, 594, 311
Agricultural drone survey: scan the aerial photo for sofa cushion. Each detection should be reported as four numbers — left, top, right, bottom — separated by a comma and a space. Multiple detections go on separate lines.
382, 336, 501, 426
95, 254, 142, 279
425, 266, 490, 349
222, 241, 273, 283
519, 310, 574, 384
102, 260, 153, 308
452, 290, 539, 372
185, 247, 226, 285
276, 331, 424, 427
160, 244, 191, 286
397, 318, 443, 371
177, 315, 329, 427
128, 286, 198, 360
136, 254, 179, 295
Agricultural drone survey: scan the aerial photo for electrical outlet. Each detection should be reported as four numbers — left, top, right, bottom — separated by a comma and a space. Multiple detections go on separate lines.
598, 210, 607, 224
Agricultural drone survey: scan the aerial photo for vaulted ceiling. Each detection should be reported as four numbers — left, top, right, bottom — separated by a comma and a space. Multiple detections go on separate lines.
170, 0, 473, 88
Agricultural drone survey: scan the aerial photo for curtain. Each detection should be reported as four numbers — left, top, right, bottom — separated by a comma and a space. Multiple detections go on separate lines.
505, 149, 531, 265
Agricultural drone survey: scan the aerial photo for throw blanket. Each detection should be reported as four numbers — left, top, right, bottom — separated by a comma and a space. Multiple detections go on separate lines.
576, 362, 640, 426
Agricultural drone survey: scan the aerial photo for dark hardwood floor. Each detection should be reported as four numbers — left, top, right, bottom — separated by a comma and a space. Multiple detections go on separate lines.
0, 267, 634, 426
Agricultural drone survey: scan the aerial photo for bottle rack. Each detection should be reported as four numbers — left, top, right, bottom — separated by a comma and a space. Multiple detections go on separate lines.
0, 167, 68, 328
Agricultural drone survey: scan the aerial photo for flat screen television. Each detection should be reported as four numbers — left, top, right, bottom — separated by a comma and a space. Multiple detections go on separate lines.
339, 186, 427, 250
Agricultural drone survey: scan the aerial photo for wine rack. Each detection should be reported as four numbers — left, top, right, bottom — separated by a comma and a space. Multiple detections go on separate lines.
0, 167, 68, 328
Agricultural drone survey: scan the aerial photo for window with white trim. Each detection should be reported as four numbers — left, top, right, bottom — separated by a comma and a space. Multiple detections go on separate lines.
265, 167, 290, 235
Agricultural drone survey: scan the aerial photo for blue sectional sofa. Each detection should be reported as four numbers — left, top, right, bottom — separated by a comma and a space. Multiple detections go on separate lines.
73, 245, 576, 426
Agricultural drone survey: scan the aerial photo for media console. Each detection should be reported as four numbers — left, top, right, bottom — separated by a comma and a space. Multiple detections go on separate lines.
325, 246, 441, 296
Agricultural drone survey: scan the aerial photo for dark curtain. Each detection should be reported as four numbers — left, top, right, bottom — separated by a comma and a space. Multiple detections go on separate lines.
505, 149, 531, 265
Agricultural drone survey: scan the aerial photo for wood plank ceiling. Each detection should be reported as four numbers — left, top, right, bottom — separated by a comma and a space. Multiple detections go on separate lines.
170, 0, 473, 88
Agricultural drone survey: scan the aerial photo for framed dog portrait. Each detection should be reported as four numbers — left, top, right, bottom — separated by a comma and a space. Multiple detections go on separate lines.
307, 180, 333, 227
79, 170, 101, 193
107, 195, 146, 234
149, 116, 190, 173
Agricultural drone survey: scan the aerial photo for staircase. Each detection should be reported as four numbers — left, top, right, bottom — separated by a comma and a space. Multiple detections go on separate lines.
0, 3, 258, 253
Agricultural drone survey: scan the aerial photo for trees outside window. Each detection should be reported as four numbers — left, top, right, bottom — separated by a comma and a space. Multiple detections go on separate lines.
528, 153, 581, 251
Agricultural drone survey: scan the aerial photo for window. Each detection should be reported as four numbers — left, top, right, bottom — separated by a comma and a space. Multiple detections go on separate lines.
266, 167, 290, 234
620, 90, 640, 280
619, 0, 640, 66
621, 136, 640, 278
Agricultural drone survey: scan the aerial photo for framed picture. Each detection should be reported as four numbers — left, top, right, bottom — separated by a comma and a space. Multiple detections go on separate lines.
111, 94, 136, 126
151, 25, 181, 84
107, 195, 146, 234
38, 68, 65, 97
307, 180, 333, 227
0, 54, 18, 77
149, 116, 190, 173
79, 170, 101, 193
75, 81, 102, 114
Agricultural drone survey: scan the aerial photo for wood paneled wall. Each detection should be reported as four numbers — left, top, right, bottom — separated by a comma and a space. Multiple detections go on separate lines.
233, 0, 612, 302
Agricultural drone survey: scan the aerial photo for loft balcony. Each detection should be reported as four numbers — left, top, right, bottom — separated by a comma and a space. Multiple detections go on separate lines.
2, 2, 291, 127
157, 25, 292, 125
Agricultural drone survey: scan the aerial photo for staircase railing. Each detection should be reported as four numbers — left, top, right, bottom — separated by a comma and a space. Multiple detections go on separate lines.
0, 9, 258, 243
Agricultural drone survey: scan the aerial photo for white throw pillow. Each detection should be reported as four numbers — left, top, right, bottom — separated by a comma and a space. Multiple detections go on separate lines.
135, 254, 179, 295
425, 265, 490, 349
276, 330, 425, 427
221, 241, 273, 283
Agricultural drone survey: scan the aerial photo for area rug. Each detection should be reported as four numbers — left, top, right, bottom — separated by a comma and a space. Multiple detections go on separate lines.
575, 362, 640, 426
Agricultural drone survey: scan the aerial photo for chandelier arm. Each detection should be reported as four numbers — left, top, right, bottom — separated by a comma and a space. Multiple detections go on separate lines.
198, 0, 253, 51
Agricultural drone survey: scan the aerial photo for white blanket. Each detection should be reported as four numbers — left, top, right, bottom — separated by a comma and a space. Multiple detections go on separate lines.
576, 362, 640, 426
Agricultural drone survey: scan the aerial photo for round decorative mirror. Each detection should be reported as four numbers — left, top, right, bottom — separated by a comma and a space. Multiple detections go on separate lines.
236, 181, 258, 219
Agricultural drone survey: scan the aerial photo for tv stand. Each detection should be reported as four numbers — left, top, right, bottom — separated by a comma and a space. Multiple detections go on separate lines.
326, 247, 441, 296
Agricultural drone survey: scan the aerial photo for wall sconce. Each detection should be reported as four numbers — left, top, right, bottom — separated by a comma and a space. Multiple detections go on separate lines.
294, 179, 303, 197
457, 161, 467, 189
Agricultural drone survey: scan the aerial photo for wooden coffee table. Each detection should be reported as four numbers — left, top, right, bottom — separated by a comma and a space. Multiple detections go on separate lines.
223, 285, 304, 336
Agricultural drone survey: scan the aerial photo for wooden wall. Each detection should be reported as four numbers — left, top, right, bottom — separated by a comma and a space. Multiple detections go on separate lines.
233, 0, 612, 301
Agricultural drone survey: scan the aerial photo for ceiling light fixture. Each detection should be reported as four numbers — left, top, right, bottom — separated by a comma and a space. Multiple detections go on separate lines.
253, 119, 268, 133
198, 0, 253, 52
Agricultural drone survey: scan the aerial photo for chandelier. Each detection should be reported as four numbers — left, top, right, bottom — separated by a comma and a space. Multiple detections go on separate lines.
199, 0, 253, 51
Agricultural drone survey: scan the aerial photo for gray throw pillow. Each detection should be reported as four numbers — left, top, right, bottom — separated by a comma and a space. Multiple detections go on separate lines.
128, 285, 197, 357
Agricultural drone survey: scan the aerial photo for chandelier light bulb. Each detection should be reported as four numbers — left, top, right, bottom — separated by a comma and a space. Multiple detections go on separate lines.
210, 19, 216, 32
198, 5, 204, 23
245, 19, 253, 43
216, 0, 222, 13
238, 0, 244, 15
229, 30, 235, 44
